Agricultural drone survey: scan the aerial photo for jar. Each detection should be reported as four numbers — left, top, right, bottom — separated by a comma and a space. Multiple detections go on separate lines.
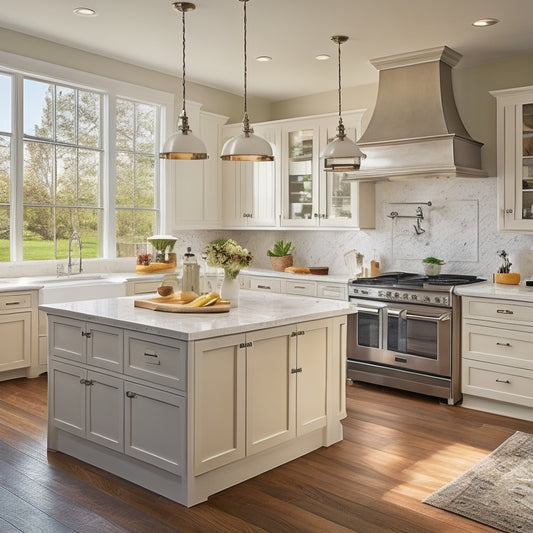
182, 247, 200, 293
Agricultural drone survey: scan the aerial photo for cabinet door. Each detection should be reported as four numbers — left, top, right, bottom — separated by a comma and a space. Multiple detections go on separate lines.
124, 381, 186, 475
86, 323, 123, 372
246, 325, 296, 455
193, 334, 246, 475
86, 370, 124, 452
49, 316, 86, 363
0, 311, 31, 371
49, 360, 86, 438
296, 319, 328, 435
281, 121, 319, 227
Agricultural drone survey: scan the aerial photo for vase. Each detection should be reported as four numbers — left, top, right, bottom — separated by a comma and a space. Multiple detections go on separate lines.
270, 254, 293, 272
494, 272, 520, 285
423, 263, 442, 276
221, 274, 240, 308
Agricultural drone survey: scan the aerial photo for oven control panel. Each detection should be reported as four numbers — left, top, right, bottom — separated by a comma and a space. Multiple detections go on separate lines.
348, 286, 451, 307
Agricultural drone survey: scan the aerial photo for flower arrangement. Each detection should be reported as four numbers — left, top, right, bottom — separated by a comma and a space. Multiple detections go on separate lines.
496, 249, 511, 273
205, 238, 253, 280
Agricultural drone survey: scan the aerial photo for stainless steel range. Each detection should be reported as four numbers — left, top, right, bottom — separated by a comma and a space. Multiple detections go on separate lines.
346, 272, 485, 405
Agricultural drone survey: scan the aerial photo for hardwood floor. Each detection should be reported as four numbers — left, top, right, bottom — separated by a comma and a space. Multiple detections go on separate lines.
1, 375, 532, 533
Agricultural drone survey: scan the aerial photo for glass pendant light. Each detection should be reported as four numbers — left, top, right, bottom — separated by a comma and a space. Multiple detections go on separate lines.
160, 2, 208, 160
320, 35, 365, 171
220, 0, 273, 162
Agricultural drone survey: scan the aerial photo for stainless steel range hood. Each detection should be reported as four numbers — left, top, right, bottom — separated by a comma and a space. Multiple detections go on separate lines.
350, 46, 487, 181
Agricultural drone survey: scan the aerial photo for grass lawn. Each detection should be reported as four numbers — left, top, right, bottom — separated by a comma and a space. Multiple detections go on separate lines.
0, 238, 99, 262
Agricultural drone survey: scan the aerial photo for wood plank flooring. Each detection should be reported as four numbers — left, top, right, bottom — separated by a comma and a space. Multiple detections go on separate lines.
1, 375, 532, 532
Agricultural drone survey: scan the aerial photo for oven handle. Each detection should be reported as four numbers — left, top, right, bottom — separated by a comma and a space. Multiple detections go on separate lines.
404, 312, 451, 322
353, 306, 381, 315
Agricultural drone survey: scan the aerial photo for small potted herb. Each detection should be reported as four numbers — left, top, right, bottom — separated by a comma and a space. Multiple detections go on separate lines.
494, 249, 520, 284
422, 256, 445, 276
267, 240, 293, 272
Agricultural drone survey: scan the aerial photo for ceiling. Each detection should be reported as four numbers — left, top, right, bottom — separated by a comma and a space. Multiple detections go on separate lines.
1, 0, 532, 102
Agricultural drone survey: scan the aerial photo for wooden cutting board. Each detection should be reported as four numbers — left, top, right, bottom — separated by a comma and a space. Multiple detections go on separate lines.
134, 296, 230, 313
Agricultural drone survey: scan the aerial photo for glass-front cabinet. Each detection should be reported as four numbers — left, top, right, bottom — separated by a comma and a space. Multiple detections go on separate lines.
281, 111, 374, 228
492, 86, 533, 231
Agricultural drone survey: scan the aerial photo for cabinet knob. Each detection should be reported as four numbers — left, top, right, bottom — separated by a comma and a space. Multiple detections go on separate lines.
81, 331, 92, 338
313, 213, 319, 218
291, 367, 303, 374
505, 208, 514, 214
126, 391, 136, 398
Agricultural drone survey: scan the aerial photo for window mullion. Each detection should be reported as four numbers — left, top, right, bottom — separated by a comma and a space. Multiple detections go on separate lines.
105, 93, 116, 259
11, 73, 23, 262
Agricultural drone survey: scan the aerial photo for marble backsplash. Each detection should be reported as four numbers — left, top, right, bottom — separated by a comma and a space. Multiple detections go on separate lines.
175, 177, 533, 282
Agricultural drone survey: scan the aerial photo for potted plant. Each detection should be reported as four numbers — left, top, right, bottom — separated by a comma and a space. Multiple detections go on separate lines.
494, 249, 520, 284
267, 240, 293, 272
422, 256, 445, 276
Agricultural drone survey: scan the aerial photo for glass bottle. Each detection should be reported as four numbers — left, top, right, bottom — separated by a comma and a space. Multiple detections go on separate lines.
182, 247, 200, 293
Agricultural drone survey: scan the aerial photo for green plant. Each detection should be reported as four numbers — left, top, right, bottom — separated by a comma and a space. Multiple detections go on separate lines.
497, 249, 511, 273
267, 240, 292, 257
422, 256, 444, 265
205, 238, 253, 279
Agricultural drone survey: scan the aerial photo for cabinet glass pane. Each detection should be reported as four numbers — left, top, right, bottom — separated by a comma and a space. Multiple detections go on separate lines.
325, 172, 353, 220
522, 103, 533, 219
288, 129, 313, 220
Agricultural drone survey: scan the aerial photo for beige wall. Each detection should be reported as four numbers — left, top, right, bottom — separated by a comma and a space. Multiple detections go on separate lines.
0, 27, 272, 124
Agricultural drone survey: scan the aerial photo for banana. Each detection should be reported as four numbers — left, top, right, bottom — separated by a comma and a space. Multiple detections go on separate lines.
174, 290, 198, 303
186, 292, 221, 307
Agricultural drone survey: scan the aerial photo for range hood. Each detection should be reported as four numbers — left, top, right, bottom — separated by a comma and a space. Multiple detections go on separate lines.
350, 46, 487, 181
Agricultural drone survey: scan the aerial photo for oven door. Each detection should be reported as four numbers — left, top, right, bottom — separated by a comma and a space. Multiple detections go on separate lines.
384, 303, 451, 376
346, 300, 386, 359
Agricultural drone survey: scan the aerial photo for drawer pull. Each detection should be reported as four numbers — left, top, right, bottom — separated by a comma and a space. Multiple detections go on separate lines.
144, 351, 160, 365
257, 285, 271, 290
126, 391, 136, 398
79, 378, 94, 386
81, 331, 92, 338
291, 367, 303, 374
294, 286, 306, 290
496, 342, 512, 347
496, 309, 514, 315
495, 378, 511, 384
5, 301, 21, 306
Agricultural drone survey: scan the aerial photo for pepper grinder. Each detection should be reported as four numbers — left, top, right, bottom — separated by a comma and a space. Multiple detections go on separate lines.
182, 247, 200, 293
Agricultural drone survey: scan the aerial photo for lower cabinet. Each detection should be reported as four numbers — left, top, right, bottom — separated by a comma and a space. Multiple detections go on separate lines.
193, 319, 330, 475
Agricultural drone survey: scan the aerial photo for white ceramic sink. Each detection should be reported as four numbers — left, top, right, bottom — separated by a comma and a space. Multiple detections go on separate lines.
38, 275, 126, 304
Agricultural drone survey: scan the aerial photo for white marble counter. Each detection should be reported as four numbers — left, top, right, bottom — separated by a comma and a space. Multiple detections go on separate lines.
40, 290, 355, 341
455, 281, 533, 302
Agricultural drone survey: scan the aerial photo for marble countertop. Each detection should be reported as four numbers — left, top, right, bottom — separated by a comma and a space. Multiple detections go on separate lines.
39, 290, 355, 341
241, 268, 349, 283
455, 281, 533, 302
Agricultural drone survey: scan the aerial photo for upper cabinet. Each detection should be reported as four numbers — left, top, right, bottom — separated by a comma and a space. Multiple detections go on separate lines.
492, 85, 533, 232
221, 124, 279, 229
281, 112, 374, 229
220, 110, 375, 231
168, 108, 228, 231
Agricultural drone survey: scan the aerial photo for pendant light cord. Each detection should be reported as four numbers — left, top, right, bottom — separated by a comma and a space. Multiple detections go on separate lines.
337, 38, 342, 122
181, 7, 187, 115
241, 0, 251, 135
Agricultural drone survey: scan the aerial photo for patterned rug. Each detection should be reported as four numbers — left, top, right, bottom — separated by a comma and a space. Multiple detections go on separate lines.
423, 431, 533, 533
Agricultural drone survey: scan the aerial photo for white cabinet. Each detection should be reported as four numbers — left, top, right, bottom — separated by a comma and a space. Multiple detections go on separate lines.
169, 109, 227, 230
281, 111, 375, 229
193, 319, 329, 473
49, 360, 124, 452
0, 290, 41, 380
492, 85, 533, 231
221, 124, 278, 228
462, 296, 533, 420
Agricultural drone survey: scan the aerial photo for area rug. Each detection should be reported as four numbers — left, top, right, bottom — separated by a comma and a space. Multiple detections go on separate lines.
423, 431, 533, 533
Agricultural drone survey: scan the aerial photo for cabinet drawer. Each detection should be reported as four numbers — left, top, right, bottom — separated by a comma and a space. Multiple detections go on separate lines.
317, 283, 347, 300
0, 292, 32, 310
283, 280, 317, 297
124, 332, 186, 390
249, 277, 281, 293
462, 358, 533, 407
131, 281, 160, 295
463, 322, 533, 371
463, 297, 533, 324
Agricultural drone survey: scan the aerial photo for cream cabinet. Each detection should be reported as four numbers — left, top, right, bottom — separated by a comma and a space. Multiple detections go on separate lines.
221, 124, 279, 228
281, 111, 375, 229
492, 85, 533, 231
169, 109, 227, 231
193, 319, 330, 474
462, 296, 533, 420
0, 290, 41, 380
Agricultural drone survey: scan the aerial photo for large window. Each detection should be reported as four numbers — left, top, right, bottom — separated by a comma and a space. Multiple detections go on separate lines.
0, 59, 167, 263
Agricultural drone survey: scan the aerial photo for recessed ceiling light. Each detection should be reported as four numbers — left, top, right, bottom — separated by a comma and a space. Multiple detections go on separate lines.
315, 54, 331, 61
73, 7, 97, 17
472, 18, 499, 27
256, 55, 272, 62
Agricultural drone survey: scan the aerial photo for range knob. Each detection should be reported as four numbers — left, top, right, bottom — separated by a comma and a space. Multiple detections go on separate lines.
403, 293, 409, 300
386, 291, 392, 298
434, 296, 441, 304
394, 292, 400, 298
411, 294, 418, 301
442, 297, 449, 305
377, 290, 384, 297
423, 295, 431, 303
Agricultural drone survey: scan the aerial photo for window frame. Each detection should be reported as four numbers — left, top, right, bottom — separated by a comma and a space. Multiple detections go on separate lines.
0, 49, 174, 263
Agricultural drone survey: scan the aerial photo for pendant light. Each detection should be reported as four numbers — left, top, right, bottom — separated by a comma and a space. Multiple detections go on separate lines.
160, 2, 208, 160
320, 35, 365, 171
220, 0, 273, 162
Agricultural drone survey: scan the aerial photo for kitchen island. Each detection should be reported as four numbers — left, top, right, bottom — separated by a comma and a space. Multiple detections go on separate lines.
41, 291, 354, 506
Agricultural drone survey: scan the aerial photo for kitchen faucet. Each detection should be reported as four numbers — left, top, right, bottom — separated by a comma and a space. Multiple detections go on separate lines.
67, 231, 83, 275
